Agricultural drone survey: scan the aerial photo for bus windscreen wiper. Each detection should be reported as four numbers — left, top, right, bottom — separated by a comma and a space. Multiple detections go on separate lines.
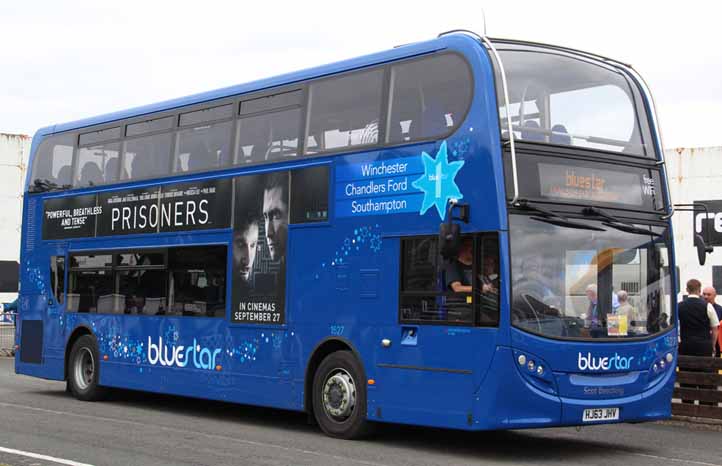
582, 206, 660, 236
515, 200, 605, 231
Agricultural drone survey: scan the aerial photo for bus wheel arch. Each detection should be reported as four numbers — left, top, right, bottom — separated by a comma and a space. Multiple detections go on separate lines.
66, 332, 107, 401
304, 337, 361, 413
305, 337, 371, 439
64, 325, 94, 381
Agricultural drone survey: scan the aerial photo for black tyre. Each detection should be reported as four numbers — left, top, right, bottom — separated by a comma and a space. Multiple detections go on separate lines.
312, 350, 371, 439
67, 335, 106, 401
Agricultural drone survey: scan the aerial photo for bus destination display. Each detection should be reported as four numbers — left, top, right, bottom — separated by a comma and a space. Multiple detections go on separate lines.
538, 163, 652, 207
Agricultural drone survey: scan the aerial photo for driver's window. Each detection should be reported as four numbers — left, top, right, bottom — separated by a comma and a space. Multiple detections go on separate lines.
477, 235, 500, 325
399, 233, 499, 326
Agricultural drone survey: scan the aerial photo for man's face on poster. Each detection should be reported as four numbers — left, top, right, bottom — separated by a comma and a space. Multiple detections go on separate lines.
233, 222, 259, 282
262, 185, 288, 261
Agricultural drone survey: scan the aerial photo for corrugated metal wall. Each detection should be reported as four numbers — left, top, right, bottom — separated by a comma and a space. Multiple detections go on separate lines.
0, 133, 28, 302
665, 146, 722, 296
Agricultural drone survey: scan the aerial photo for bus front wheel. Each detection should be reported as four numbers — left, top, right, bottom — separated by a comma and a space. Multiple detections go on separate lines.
312, 350, 371, 439
67, 335, 106, 401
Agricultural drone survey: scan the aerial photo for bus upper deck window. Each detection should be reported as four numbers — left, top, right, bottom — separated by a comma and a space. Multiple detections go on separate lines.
306, 68, 383, 153
236, 108, 301, 165
499, 49, 648, 156
123, 132, 173, 181
75, 143, 121, 187
123, 117, 174, 181
30, 133, 75, 191
387, 54, 472, 144
175, 121, 233, 173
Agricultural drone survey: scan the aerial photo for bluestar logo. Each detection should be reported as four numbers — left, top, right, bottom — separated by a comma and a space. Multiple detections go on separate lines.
578, 352, 634, 371
411, 141, 465, 220
147, 337, 221, 370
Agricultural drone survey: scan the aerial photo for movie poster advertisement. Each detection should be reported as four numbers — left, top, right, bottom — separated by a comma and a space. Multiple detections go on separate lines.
43, 180, 232, 239
43, 194, 101, 239
231, 172, 289, 324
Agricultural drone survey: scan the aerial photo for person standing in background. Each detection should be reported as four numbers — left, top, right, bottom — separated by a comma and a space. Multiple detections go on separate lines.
678, 279, 720, 404
702, 286, 722, 357
679, 279, 719, 356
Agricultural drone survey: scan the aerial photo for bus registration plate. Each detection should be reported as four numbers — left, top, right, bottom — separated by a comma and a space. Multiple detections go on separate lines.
582, 407, 619, 422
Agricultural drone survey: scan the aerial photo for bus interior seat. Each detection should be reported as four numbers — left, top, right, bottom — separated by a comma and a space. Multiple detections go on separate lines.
79, 162, 103, 186
521, 120, 545, 142
56, 165, 72, 186
186, 141, 210, 172
130, 155, 144, 179
389, 88, 422, 142
550, 124, 572, 145
421, 103, 451, 137
104, 158, 119, 182
264, 140, 298, 161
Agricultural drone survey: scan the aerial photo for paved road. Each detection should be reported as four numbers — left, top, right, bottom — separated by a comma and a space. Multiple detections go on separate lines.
0, 358, 720, 466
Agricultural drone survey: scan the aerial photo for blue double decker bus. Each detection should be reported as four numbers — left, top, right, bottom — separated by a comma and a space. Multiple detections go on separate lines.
17, 31, 678, 438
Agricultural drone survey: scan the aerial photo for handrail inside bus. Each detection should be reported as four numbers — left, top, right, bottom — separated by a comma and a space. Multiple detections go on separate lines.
483, 38, 520, 205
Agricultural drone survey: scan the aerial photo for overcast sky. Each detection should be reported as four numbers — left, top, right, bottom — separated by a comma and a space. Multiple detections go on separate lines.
1, 0, 720, 149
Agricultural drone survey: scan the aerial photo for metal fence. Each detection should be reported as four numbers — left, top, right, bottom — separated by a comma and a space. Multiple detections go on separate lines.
0, 312, 15, 357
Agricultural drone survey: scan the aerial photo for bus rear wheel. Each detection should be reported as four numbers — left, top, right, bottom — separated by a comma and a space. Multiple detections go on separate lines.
312, 350, 371, 439
68, 335, 106, 401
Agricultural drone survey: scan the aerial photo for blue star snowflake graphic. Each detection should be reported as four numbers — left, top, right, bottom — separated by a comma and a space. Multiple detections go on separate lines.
411, 141, 464, 220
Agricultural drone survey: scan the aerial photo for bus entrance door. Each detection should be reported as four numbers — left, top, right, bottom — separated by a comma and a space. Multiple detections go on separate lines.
374, 324, 484, 429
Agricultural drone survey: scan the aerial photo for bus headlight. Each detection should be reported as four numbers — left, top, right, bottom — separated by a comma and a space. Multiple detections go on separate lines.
513, 350, 557, 395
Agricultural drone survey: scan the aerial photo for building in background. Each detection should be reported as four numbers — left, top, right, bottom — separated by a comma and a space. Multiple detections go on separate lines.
666, 146, 722, 298
0, 133, 28, 304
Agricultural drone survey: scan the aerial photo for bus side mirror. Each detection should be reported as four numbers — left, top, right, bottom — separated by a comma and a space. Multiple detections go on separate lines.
438, 201, 468, 259
694, 233, 714, 266
439, 222, 461, 259
674, 203, 714, 266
